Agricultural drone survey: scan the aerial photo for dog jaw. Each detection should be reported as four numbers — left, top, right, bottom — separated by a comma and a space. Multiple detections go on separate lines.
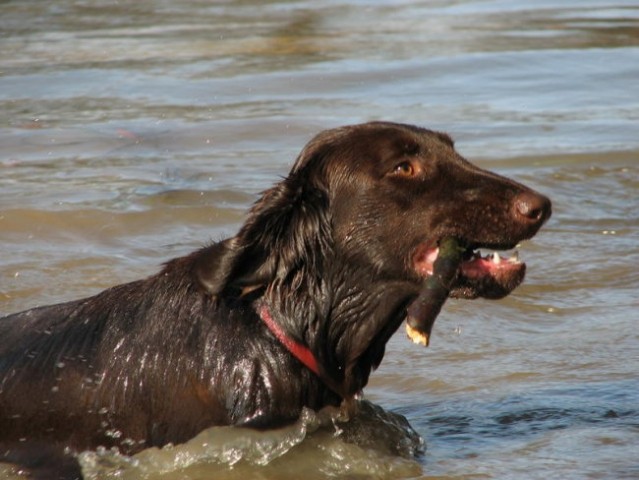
412, 243, 527, 300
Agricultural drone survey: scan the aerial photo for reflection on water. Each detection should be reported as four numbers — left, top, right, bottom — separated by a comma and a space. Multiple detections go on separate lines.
1, 0, 638, 479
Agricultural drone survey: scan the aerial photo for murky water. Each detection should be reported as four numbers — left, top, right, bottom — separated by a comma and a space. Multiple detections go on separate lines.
1, 1, 638, 479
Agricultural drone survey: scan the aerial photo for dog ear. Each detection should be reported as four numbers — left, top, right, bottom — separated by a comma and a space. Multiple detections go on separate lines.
194, 167, 332, 297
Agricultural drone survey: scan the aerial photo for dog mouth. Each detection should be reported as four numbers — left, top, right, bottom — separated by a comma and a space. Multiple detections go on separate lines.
413, 242, 527, 300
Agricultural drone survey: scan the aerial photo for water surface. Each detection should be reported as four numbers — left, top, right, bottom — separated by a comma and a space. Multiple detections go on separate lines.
1, 1, 638, 479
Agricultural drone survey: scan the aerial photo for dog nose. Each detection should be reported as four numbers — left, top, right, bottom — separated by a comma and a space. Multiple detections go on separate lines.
513, 191, 552, 225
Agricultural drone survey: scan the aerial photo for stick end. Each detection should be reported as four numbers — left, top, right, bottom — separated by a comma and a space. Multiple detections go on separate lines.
406, 323, 430, 347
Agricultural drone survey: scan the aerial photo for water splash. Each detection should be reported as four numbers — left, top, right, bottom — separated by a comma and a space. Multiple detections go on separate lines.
78, 400, 423, 479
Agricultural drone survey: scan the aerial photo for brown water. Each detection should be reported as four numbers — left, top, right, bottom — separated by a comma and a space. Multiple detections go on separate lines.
1, 1, 638, 479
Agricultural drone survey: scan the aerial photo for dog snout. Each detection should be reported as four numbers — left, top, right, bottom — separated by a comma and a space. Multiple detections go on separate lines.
513, 190, 552, 227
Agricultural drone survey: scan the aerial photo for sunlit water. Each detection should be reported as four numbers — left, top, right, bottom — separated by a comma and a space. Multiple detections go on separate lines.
1, 1, 638, 479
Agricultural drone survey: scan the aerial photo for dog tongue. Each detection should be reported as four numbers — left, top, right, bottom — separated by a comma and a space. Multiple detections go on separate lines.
406, 237, 464, 346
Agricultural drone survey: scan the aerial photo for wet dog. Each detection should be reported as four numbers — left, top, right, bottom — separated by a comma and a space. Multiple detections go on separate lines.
0, 122, 551, 478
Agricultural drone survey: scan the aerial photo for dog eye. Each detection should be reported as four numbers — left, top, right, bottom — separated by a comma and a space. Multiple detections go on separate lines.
392, 161, 416, 177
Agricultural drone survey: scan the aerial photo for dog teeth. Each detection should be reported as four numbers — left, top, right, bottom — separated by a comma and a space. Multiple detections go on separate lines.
481, 250, 521, 265
476, 250, 523, 265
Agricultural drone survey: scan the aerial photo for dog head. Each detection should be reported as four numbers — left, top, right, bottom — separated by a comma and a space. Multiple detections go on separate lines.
195, 122, 551, 393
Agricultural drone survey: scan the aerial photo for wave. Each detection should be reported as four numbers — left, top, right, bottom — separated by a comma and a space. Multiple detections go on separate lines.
79, 400, 424, 479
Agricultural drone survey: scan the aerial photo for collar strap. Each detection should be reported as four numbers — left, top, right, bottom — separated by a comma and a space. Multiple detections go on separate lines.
258, 303, 321, 377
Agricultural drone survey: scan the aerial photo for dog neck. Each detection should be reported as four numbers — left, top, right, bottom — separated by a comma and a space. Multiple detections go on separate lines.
257, 302, 320, 376
256, 301, 350, 400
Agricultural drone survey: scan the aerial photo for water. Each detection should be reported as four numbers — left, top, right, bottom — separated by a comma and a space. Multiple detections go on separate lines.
1, 1, 638, 478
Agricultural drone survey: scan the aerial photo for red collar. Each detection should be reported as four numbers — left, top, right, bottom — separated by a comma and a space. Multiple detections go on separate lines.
257, 303, 321, 377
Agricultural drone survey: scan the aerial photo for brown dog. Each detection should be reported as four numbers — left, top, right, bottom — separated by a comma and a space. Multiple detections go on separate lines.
0, 122, 551, 477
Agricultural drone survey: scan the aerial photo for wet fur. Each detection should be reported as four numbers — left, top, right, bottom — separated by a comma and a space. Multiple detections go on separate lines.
0, 122, 550, 478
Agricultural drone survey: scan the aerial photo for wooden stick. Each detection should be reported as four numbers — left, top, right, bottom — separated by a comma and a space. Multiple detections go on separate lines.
406, 237, 464, 346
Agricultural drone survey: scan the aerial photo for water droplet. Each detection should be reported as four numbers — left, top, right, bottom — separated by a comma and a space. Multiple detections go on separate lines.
106, 429, 122, 439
